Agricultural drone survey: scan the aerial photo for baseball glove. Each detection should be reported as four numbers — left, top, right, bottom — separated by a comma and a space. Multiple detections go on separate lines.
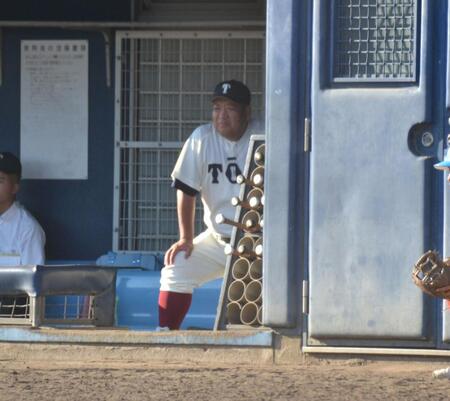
412, 250, 450, 299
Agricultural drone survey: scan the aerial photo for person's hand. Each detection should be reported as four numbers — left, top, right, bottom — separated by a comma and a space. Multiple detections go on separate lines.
164, 238, 194, 266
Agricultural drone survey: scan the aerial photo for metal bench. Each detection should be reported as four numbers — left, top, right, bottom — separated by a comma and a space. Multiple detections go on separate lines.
0, 265, 119, 327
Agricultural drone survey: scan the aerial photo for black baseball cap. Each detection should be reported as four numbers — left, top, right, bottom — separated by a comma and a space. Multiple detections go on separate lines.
0, 152, 22, 179
212, 80, 251, 106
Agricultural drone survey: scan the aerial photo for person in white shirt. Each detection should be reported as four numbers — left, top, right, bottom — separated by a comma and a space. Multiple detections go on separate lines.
158, 80, 263, 330
0, 152, 45, 314
0, 152, 45, 266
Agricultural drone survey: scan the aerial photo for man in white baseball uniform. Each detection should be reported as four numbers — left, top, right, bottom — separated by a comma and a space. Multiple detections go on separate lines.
158, 80, 262, 330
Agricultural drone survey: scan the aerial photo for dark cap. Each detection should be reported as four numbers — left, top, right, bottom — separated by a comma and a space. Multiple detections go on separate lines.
212, 80, 251, 105
0, 152, 22, 179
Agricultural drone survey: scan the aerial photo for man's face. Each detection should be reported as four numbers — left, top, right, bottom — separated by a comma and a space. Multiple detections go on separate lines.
0, 172, 19, 210
212, 98, 251, 141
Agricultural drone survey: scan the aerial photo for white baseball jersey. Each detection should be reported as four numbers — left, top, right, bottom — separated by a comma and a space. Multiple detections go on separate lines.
0, 202, 46, 266
172, 120, 263, 237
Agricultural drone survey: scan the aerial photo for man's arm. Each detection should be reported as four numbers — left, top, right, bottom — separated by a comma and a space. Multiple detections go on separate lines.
20, 226, 46, 265
164, 190, 196, 266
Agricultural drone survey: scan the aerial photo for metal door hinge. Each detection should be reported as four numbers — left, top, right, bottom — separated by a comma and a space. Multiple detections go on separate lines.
304, 118, 311, 152
302, 280, 309, 314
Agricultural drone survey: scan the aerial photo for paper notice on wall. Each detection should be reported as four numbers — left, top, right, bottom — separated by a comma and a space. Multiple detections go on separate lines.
20, 40, 88, 179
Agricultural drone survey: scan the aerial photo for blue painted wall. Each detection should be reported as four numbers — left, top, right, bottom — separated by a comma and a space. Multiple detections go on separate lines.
0, 28, 116, 260
0, 1, 132, 21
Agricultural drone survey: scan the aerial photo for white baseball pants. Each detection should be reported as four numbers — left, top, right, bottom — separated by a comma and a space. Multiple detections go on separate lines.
160, 229, 227, 293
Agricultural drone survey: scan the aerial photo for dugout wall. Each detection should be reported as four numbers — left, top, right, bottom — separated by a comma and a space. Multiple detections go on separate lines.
0, 27, 116, 260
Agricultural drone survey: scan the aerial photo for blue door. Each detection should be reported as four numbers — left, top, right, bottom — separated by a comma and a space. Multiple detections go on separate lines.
308, 0, 446, 346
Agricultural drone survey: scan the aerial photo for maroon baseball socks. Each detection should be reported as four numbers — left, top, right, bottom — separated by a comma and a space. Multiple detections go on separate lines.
158, 290, 192, 330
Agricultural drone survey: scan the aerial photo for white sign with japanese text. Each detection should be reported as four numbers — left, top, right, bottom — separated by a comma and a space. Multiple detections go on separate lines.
20, 40, 88, 179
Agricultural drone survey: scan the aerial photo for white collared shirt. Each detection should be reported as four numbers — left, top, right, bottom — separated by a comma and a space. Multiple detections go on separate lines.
0, 202, 45, 266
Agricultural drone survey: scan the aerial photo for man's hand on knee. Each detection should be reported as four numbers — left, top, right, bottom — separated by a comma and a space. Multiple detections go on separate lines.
164, 238, 194, 266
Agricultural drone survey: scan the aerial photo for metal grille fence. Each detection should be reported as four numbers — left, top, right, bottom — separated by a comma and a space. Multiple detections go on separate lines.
0, 296, 30, 319
44, 296, 94, 321
115, 32, 265, 252
333, 0, 416, 81
0, 295, 95, 326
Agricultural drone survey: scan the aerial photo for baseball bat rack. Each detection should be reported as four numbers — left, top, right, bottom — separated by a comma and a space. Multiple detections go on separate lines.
214, 135, 265, 330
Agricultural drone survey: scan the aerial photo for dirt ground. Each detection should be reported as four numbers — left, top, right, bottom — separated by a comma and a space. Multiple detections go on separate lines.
0, 358, 450, 401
